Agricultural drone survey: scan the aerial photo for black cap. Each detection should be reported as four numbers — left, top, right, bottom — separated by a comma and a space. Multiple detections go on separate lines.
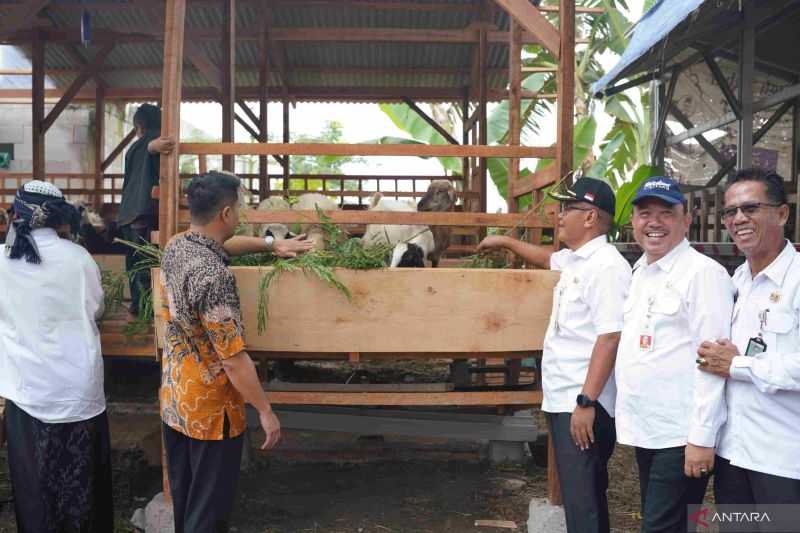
548, 177, 615, 216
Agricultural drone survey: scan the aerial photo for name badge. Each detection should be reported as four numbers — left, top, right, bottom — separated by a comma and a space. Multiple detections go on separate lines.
745, 336, 767, 357
639, 321, 654, 352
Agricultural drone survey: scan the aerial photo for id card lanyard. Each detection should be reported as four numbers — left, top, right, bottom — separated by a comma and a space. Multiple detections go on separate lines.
639, 294, 656, 351
745, 309, 769, 356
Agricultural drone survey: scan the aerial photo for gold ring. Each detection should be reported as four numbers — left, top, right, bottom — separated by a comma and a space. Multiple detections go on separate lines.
696, 357, 707, 366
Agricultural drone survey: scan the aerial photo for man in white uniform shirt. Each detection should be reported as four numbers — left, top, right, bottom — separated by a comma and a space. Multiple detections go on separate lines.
478, 177, 631, 533
697, 169, 800, 504
616, 176, 734, 532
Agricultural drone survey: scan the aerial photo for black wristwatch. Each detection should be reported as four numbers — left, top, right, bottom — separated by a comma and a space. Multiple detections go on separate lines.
576, 394, 598, 408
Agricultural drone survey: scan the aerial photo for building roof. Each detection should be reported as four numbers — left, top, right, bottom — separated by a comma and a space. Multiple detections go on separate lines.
1, 0, 530, 103
592, 0, 800, 97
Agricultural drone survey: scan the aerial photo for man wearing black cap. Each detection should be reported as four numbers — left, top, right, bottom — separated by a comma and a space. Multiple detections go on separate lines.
615, 176, 734, 531
478, 177, 631, 533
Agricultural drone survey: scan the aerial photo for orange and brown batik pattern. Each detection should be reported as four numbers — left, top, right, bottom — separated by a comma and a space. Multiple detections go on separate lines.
159, 232, 247, 441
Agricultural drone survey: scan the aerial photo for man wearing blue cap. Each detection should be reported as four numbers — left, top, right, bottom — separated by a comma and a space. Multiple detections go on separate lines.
479, 177, 631, 533
615, 176, 734, 531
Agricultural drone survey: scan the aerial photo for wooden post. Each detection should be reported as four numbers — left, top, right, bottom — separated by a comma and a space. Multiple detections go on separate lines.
282, 98, 290, 192
508, 20, 522, 217
714, 186, 723, 242
94, 84, 105, 210
32, 33, 45, 180
462, 87, 470, 191
700, 189, 709, 242
158, 0, 186, 249
258, 24, 269, 199
478, 26, 488, 214
222, 0, 236, 172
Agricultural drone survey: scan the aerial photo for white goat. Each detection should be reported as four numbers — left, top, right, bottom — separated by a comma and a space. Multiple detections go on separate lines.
362, 193, 435, 268
292, 192, 339, 251
253, 196, 293, 239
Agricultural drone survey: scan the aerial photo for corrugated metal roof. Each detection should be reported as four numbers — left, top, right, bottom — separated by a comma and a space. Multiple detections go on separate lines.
1, 0, 535, 102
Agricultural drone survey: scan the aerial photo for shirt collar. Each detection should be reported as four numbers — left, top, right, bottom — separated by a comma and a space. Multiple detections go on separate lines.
30, 227, 60, 242
184, 231, 230, 265
573, 234, 608, 259
634, 238, 690, 273
752, 240, 797, 286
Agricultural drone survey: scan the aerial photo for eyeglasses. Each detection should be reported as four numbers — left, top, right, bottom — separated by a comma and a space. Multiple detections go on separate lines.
559, 203, 595, 214
721, 202, 782, 221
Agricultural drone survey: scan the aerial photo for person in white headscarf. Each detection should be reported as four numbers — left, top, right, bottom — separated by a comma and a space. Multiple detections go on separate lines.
0, 180, 113, 532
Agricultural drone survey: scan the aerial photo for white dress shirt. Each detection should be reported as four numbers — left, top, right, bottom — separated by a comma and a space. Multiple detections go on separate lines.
542, 235, 632, 416
0, 228, 106, 423
716, 241, 800, 480
616, 239, 733, 449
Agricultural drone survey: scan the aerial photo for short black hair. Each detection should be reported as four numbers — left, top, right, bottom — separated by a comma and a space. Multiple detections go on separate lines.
133, 103, 161, 131
726, 168, 787, 205
186, 171, 241, 224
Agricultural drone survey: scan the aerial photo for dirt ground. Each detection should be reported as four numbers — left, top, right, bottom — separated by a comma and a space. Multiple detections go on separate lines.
0, 360, 657, 533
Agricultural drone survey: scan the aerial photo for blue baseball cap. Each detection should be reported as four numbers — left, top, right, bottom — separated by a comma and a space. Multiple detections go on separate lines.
632, 176, 684, 206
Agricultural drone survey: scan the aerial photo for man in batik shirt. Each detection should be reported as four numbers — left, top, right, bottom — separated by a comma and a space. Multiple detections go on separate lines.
160, 171, 310, 533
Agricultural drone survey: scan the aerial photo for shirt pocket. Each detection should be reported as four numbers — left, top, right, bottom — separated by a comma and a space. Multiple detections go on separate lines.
760, 310, 797, 356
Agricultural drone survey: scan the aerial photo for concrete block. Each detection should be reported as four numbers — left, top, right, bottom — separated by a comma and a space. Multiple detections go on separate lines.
0, 126, 25, 143
489, 441, 525, 464
527, 498, 566, 533
73, 125, 90, 144
130, 492, 174, 533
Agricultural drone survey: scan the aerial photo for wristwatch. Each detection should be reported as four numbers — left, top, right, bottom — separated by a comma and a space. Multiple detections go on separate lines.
576, 394, 598, 408
264, 235, 275, 252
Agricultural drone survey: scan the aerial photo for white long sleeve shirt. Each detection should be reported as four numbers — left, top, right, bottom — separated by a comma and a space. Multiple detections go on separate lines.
542, 235, 631, 415
0, 228, 106, 423
716, 241, 800, 480
615, 239, 733, 449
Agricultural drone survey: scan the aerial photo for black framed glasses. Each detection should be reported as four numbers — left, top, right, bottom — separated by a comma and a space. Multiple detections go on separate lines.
559, 202, 595, 214
720, 202, 782, 221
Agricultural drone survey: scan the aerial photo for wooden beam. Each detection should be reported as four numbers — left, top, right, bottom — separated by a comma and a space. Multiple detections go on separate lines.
258, 22, 270, 198
180, 142, 556, 159
0, 0, 50, 39
260, 0, 291, 95
222, 0, 236, 171
478, 24, 488, 213
402, 97, 459, 145
510, 167, 557, 197
508, 19, 522, 215
31, 33, 46, 180
41, 43, 114, 133
282, 99, 290, 192
158, 0, 186, 249
263, 390, 543, 406
216, 209, 555, 229
492, 0, 560, 58
554, 0, 574, 191
101, 128, 137, 172
237, 98, 261, 132
94, 84, 105, 210
8, 26, 558, 45
234, 113, 260, 141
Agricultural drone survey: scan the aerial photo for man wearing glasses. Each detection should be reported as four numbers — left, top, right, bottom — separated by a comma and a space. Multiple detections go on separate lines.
478, 177, 630, 533
615, 176, 734, 531
697, 169, 800, 504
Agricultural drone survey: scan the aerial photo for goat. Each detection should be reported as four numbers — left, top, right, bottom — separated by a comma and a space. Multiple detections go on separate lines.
253, 196, 294, 240
416, 180, 456, 267
292, 193, 339, 251
362, 193, 435, 268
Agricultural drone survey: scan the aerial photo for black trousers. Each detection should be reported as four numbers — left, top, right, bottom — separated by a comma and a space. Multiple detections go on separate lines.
635, 446, 708, 533
4, 400, 114, 533
162, 422, 244, 533
120, 215, 156, 315
715, 456, 800, 504
546, 405, 616, 533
